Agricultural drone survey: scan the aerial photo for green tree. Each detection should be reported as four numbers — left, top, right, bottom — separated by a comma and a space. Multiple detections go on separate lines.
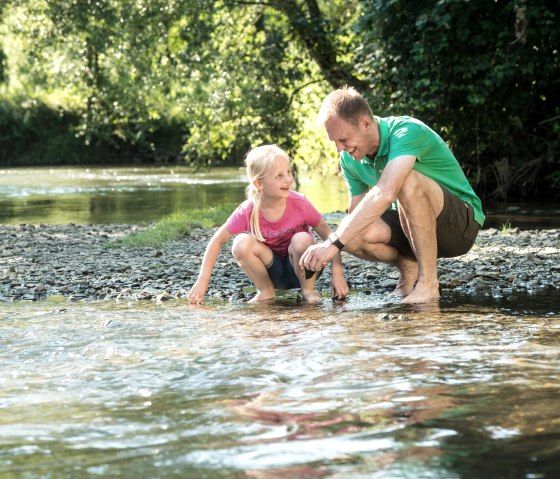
181, 0, 365, 167
1, 0, 557, 201
0, 0, 205, 162
356, 0, 559, 199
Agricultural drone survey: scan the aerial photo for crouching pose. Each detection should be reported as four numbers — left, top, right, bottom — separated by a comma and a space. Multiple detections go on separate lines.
301, 86, 485, 303
188, 144, 349, 304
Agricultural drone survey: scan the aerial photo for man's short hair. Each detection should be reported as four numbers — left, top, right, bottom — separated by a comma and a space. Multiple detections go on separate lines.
318, 86, 374, 126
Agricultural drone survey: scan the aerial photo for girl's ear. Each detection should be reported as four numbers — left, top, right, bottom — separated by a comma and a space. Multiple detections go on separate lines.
253, 178, 263, 191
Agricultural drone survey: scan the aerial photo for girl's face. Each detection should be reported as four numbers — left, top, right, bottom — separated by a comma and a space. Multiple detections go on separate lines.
255, 154, 293, 198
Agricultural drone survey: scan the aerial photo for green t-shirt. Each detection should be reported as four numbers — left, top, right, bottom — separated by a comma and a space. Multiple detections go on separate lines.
340, 116, 485, 226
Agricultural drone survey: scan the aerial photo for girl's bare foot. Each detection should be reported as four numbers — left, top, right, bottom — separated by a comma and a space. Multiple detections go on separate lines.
248, 291, 276, 303
302, 290, 322, 303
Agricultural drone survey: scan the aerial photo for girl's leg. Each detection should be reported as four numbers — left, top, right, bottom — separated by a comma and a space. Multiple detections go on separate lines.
231, 234, 275, 303
289, 232, 321, 303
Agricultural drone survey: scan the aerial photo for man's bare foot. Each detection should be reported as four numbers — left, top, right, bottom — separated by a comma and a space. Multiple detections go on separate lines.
394, 258, 418, 297
248, 291, 276, 304
401, 280, 440, 304
302, 290, 322, 303
392, 282, 414, 297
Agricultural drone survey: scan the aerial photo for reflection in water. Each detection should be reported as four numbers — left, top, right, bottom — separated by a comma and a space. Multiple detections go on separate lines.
1, 291, 559, 478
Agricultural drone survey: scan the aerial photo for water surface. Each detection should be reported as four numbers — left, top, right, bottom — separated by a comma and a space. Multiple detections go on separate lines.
0, 166, 348, 224
1, 291, 559, 478
2, 166, 558, 228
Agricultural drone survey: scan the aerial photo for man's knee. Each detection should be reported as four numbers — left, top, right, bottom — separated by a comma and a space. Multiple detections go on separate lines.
397, 170, 444, 216
399, 170, 426, 200
344, 236, 387, 260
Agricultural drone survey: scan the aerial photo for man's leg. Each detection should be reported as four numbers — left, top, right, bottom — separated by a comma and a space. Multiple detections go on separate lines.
343, 218, 418, 297
396, 170, 444, 303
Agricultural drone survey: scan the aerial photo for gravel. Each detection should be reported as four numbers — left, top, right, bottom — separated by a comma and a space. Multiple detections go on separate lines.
1, 222, 559, 303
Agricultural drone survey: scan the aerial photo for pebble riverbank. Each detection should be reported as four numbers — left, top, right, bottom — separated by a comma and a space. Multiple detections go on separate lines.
1, 222, 559, 303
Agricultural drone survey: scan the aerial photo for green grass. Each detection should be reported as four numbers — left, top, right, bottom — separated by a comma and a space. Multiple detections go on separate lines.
500, 220, 512, 235
111, 204, 236, 248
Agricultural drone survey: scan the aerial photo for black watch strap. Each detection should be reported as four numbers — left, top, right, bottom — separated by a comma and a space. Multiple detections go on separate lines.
328, 232, 344, 250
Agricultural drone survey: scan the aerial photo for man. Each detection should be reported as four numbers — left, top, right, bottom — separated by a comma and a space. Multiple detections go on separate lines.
300, 86, 484, 303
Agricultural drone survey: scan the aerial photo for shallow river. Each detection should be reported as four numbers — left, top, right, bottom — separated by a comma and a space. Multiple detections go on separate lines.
1, 165, 559, 228
1, 291, 559, 478
1, 165, 559, 477
0, 166, 348, 225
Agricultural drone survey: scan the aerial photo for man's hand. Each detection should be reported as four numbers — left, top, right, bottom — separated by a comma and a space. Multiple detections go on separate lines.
300, 241, 338, 272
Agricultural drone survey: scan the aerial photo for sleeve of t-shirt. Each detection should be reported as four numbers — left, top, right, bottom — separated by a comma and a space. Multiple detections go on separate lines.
340, 152, 370, 197
301, 195, 323, 228
388, 122, 429, 162
225, 201, 251, 235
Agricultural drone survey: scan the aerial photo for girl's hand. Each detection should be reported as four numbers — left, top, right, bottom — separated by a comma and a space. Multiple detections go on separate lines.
331, 274, 349, 301
188, 280, 209, 304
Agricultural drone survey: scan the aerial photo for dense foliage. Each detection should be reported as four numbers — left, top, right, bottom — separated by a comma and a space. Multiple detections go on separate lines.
0, 0, 558, 200
356, 0, 559, 199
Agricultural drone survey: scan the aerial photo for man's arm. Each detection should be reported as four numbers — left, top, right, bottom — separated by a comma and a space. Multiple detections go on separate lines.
347, 192, 365, 214
335, 155, 416, 245
300, 155, 417, 272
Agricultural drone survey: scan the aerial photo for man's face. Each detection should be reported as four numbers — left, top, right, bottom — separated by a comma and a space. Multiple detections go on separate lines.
324, 115, 374, 161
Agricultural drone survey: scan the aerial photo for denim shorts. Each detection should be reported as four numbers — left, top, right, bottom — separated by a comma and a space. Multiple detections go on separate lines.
266, 254, 301, 290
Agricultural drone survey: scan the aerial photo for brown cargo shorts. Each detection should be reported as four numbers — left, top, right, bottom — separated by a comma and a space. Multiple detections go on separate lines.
382, 185, 480, 259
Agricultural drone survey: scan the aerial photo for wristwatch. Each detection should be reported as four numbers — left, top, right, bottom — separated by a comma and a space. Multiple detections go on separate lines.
328, 232, 345, 250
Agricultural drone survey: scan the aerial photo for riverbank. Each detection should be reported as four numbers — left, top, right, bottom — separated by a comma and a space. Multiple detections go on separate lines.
1, 222, 559, 303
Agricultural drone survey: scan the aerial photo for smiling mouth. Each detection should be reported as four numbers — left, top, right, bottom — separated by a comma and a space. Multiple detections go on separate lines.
349, 146, 358, 156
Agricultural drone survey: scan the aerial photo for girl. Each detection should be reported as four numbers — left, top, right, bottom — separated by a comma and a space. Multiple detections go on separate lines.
188, 144, 349, 304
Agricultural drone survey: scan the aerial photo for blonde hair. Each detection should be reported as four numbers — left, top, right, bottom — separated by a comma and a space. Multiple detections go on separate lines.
244, 144, 289, 241
318, 85, 374, 127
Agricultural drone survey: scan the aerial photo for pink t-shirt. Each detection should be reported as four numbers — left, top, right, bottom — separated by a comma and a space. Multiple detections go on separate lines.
226, 190, 323, 257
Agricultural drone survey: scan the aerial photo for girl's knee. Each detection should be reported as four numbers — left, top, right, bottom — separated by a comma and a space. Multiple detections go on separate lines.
288, 232, 315, 255
231, 233, 256, 259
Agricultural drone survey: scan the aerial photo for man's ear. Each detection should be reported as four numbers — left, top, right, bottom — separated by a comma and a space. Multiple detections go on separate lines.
360, 115, 372, 130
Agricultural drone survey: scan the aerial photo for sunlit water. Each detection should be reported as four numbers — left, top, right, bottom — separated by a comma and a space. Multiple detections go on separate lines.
1, 165, 558, 228
0, 166, 348, 225
1, 291, 559, 478
2, 166, 559, 476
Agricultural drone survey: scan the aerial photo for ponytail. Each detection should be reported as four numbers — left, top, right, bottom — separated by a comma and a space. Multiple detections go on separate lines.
246, 182, 265, 241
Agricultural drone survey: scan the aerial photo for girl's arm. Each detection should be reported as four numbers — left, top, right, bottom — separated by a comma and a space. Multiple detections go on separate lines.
313, 218, 349, 300
188, 224, 233, 304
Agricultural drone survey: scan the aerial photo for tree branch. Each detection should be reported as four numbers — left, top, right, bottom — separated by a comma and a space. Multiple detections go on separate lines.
270, 0, 367, 90
279, 79, 324, 112
227, 0, 273, 6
